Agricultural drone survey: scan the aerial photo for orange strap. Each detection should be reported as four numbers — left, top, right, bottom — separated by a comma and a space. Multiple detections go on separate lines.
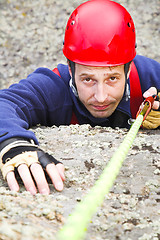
53, 67, 61, 77
129, 62, 143, 119
70, 111, 79, 124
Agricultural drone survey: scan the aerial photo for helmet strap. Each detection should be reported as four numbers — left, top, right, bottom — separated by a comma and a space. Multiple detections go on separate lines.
69, 78, 79, 97
124, 62, 132, 101
68, 60, 79, 97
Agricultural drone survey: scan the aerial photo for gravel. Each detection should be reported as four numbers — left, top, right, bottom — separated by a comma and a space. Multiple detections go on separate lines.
0, 0, 160, 240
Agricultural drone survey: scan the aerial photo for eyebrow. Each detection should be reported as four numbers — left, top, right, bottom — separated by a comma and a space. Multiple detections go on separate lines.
79, 73, 95, 77
79, 72, 121, 77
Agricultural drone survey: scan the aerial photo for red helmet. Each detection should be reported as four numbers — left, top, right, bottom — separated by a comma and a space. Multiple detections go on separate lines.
63, 0, 136, 66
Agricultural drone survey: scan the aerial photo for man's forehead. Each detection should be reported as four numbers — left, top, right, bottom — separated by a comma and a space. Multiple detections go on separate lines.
75, 63, 124, 74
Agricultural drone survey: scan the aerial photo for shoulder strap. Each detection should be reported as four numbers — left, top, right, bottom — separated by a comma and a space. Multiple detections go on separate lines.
70, 111, 79, 124
129, 61, 143, 118
52, 67, 61, 77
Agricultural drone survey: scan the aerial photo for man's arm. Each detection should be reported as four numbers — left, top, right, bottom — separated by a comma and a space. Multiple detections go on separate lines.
0, 68, 68, 194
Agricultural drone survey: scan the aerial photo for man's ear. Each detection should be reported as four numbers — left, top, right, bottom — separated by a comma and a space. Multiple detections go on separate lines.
67, 61, 72, 77
127, 63, 132, 79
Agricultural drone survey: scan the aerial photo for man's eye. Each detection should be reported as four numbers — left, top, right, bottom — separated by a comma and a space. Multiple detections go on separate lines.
84, 78, 92, 82
110, 77, 116, 81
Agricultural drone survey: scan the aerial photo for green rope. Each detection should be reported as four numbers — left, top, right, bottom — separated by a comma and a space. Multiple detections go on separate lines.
57, 114, 144, 240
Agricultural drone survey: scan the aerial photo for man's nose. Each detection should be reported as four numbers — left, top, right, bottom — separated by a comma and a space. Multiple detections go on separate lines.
94, 84, 108, 103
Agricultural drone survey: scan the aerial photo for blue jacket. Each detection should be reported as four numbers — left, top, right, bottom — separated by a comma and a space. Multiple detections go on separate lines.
0, 55, 160, 144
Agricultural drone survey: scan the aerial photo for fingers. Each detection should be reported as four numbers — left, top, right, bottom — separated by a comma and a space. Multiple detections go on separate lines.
46, 163, 65, 191
6, 162, 65, 194
6, 171, 19, 192
18, 163, 50, 195
143, 87, 157, 98
18, 164, 37, 195
56, 163, 65, 181
30, 163, 50, 195
152, 101, 160, 110
143, 87, 160, 110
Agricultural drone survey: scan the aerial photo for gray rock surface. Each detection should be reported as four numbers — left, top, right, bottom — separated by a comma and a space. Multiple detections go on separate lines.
0, 0, 160, 239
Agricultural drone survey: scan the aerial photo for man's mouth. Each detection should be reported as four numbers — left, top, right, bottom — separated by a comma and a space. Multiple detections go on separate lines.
92, 104, 110, 111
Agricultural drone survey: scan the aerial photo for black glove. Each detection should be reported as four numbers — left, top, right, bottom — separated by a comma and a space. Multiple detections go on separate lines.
0, 138, 61, 179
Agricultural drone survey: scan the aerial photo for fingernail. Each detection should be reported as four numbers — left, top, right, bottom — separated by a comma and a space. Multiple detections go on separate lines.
40, 188, 49, 195
61, 173, 65, 180
11, 186, 19, 192
29, 187, 37, 195
55, 182, 63, 191
144, 92, 150, 98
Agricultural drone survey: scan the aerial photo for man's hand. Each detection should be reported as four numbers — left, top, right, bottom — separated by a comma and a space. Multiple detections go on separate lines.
142, 87, 160, 129
143, 87, 160, 110
0, 139, 65, 195
6, 162, 65, 195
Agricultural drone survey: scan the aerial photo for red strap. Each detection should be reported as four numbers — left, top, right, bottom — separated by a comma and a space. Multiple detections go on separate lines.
52, 67, 61, 77
129, 62, 143, 118
70, 111, 79, 124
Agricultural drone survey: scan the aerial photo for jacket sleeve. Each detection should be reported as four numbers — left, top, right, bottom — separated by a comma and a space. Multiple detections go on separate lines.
0, 67, 72, 144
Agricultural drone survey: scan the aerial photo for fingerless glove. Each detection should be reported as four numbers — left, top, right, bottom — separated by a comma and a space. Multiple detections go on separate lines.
0, 138, 61, 179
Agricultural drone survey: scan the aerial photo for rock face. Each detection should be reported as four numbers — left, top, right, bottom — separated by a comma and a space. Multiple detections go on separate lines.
0, 0, 160, 239
0, 125, 160, 240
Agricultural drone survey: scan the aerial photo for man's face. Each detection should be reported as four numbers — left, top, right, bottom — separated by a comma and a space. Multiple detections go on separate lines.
72, 63, 126, 118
